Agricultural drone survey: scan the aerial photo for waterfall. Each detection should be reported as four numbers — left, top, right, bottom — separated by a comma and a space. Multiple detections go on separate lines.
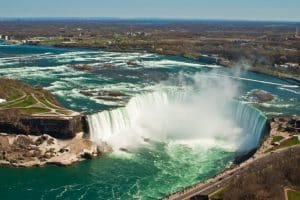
87, 91, 173, 149
231, 101, 267, 150
87, 90, 267, 151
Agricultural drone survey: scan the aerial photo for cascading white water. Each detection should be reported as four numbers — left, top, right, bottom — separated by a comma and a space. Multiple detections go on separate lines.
87, 90, 267, 152
230, 101, 267, 150
87, 91, 171, 148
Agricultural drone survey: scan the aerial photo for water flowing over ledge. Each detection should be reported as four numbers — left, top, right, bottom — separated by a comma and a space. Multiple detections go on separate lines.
87, 90, 267, 153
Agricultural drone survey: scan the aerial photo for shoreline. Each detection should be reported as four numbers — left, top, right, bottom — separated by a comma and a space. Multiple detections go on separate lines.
3, 40, 299, 82
163, 145, 300, 200
32, 43, 300, 83
0, 132, 112, 167
162, 116, 300, 199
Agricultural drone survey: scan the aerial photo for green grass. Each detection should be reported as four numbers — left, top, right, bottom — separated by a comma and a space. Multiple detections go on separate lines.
40, 38, 65, 45
19, 107, 52, 115
278, 137, 300, 148
0, 78, 73, 116
288, 190, 300, 200
5, 95, 37, 108
0, 96, 27, 108
56, 109, 72, 115
40, 96, 57, 108
266, 137, 300, 153
6, 87, 24, 101
41, 95, 73, 115
267, 137, 300, 153
272, 136, 284, 143
209, 187, 228, 200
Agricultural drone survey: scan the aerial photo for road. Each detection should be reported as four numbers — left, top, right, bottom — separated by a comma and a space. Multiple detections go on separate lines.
163, 145, 300, 200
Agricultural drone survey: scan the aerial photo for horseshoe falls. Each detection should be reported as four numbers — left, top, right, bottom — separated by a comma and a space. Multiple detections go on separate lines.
87, 91, 267, 153
0, 44, 298, 200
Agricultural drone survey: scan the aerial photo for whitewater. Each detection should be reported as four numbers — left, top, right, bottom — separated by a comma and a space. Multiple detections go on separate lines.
87, 81, 267, 154
0, 44, 299, 200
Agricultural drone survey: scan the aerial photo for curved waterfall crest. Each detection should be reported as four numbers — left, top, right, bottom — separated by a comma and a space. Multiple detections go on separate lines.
87, 90, 267, 151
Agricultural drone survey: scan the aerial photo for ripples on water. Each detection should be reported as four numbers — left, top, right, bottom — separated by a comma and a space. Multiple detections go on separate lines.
0, 44, 299, 199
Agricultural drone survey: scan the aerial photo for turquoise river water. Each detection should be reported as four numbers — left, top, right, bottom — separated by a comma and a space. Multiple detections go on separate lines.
0, 41, 299, 200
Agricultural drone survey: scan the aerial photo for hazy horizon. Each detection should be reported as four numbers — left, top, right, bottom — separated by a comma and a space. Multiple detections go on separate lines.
0, 17, 299, 23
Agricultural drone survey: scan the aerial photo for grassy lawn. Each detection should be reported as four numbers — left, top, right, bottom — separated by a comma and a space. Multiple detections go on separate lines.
288, 190, 300, 200
40, 95, 61, 109
6, 87, 24, 101
277, 137, 300, 148
5, 95, 37, 108
265, 137, 300, 153
272, 135, 284, 143
40, 38, 65, 45
209, 187, 228, 200
0, 78, 75, 116
19, 107, 52, 115
56, 109, 72, 115
0, 96, 27, 108
268, 137, 300, 152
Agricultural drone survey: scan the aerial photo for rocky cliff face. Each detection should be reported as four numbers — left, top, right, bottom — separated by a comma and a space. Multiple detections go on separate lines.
0, 115, 85, 139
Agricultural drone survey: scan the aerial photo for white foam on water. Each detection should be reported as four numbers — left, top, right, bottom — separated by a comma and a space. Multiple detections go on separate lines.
260, 103, 293, 108
87, 74, 267, 153
278, 87, 300, 95
207, 73, 298, 88
142, 59, 220, 68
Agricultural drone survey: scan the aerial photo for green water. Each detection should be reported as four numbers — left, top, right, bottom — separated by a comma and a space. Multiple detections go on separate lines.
0, 144, 233, 200
0, 43, 299, 199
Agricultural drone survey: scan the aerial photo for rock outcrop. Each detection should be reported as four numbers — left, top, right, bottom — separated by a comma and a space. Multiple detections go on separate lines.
251, 89, 274, 102
0, 132, 112, 167
0, 115, 85, 139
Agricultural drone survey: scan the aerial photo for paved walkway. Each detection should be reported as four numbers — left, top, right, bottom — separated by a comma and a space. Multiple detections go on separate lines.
163, 145, 300, 200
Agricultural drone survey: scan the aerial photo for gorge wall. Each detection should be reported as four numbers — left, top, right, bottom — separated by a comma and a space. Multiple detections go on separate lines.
0, 114, 86, 139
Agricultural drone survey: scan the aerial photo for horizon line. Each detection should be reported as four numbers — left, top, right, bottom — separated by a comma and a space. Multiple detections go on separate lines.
0, 16, 299, 23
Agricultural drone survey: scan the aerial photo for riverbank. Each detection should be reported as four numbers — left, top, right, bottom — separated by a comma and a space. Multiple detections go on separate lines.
2, 19, 299, 84
0, 78, 113, 167
35, 42, 300, 83
163, 116, 300, 200
0, 132, 112, 167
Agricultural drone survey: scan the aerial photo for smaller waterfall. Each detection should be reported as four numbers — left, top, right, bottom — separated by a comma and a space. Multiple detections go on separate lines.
87, 90, 267, 151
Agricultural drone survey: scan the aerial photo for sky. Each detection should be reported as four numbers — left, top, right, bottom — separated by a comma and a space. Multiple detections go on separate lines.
0, 0, 299, 21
